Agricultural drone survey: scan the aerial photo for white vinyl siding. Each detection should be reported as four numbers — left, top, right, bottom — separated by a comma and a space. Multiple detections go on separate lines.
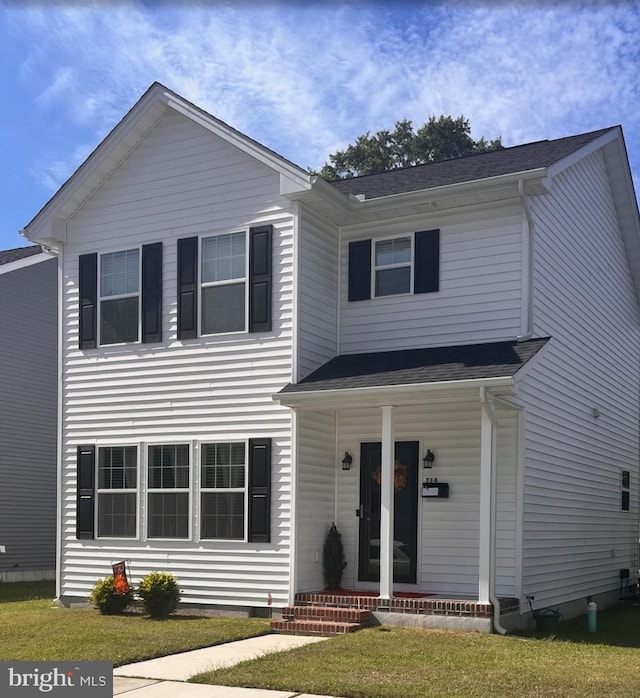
58, 109, 295, 608
296, 206, 339, 380
520, 149, 640, 607
340, 203, 523, 353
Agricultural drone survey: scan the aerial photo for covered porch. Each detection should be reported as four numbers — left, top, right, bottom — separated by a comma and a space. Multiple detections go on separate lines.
274, 339, 548, 632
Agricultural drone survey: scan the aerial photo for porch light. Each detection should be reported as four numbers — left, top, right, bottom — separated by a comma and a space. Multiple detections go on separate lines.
341, 452, 353, 470
423, 449, 435, 468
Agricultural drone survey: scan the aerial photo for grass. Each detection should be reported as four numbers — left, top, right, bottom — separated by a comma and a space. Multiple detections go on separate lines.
192, 603, 640, 698
0, 581, 269, 665
4, 581, 640, 697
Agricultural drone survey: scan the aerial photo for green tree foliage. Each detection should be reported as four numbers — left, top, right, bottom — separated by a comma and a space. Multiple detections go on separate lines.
318, 115, 502, 180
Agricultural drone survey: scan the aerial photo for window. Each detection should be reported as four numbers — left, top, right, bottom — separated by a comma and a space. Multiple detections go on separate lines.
78, 243, 162, 349
201, 443, 246, 540
97, 446, 137, 538
622, 469, 630, 511
177, 226, 272, 339
374, 236, 412, 296
148, 445, 190, 538
201, 232, 246, 334
100, 249, 140, 344
348, 229, 440, 302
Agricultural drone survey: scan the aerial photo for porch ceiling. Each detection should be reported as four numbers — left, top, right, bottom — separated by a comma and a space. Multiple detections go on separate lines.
276, 338, 549, 408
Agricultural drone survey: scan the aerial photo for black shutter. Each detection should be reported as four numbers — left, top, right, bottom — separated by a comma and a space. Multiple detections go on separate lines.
77, 445, 96, 539
249, 225, 272, 332
78, 253, 97, 349
348, 239, 371, 301
177, 237, 198, 339
142, 242, 163, 343
414, 229, 440, 294
248, 438, 271, 543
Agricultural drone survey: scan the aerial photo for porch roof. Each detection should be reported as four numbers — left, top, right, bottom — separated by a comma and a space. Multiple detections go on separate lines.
279, 338, 549, 397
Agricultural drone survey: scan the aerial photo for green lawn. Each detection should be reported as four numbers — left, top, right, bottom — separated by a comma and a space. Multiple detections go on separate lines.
3, 581, 640, 697
0, 581, 269, 665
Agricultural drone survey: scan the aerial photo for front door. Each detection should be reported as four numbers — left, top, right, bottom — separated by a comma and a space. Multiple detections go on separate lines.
358, 441, 418, 584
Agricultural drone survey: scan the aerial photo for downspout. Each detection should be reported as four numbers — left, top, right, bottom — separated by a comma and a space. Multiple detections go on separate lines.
54, 243, 64, 604
517, 179, 535, 342
480, 387, 508, 635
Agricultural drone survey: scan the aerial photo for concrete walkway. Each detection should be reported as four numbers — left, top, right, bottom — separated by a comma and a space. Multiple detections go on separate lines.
113, 634, 344, 698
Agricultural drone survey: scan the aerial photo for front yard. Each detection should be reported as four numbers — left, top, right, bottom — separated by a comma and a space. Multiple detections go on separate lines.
2, 582, 640, 697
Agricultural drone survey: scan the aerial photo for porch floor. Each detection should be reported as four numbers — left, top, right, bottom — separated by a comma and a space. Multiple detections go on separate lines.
295, 591, 520, 619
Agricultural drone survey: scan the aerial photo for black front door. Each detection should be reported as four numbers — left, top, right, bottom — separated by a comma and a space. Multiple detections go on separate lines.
358, 441, 418, 584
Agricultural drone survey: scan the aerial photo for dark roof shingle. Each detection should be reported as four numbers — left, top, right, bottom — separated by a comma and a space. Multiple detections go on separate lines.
0, 245, 43, 266
279, 338, 549, 394
329, 128, 613, 199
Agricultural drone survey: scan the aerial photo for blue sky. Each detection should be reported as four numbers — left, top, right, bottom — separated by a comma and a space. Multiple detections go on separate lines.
2, 0, 640, 250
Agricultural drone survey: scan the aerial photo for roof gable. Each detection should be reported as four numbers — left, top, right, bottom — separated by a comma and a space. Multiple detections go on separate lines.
23, 82, 312, 245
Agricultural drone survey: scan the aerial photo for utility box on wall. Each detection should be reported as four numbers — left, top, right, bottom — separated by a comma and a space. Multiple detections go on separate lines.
422, 482, 449, 498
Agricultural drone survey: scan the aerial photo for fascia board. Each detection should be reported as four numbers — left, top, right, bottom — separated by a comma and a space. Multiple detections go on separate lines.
355, 168, 547, 210
273, 375, 514, 410
546, 127, 619, 180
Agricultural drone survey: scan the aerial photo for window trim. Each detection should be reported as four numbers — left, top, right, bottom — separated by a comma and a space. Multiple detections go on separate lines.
96, 445, 139, 539
146, 443, 192, 540
98, 247, 142, 346
199, 440, 248, 542
199, 231, 249, 337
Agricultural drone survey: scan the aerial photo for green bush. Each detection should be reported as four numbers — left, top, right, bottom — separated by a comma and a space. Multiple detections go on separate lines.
89, 576, 132, 615
137, 572, 180, 618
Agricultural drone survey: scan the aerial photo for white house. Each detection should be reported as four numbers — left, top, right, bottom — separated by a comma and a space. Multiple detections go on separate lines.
23, 83, 640, 631
0, 245, 58, 581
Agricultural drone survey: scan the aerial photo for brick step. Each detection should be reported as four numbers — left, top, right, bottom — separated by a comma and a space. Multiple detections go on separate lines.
281, 605, 370, 625
270, 618, 362, 636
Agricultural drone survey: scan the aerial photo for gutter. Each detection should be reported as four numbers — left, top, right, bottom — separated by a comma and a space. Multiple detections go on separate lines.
480, 387, 508, 635
516, 179, 535, 342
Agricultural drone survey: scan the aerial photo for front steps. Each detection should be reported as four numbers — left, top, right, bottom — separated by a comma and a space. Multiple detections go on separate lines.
270, 604, 372, 637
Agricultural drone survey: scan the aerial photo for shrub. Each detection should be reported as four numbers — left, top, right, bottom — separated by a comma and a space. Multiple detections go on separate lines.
137, 572, 180, 618
89, 576, 132, 615
323, 522, 347, 589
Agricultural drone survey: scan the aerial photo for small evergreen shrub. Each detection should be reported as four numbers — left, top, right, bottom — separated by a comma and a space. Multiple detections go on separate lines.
323, 522, 347, 589
138, 572, 180, 618
89, 576, 132, 615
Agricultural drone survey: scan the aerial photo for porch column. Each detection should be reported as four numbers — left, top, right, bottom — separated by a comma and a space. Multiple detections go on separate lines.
379, 405, 395, 600
478, 389, 495, 605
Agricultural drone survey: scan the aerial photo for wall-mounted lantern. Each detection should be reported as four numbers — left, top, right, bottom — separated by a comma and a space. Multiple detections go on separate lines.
423, 449, 435, 469
341, 452, 353, 471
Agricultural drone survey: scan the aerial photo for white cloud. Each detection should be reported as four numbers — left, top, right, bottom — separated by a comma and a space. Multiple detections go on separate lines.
5, 0, 640, 191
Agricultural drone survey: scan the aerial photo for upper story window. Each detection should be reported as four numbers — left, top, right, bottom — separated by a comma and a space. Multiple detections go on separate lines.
78, 243, 163, 349
348, 229, 440, 302
177, 225, 272, 340
621, 469, 630, 511
374, 236, 412, 296
100, 249, 140, 344
201, 232, 247, 334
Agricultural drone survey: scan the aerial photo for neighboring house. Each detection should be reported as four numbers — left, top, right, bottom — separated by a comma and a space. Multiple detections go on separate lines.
0, 245, 57, 581
23, 83, 640, 630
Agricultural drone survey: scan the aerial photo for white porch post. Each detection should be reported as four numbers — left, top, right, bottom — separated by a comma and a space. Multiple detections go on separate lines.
478, 389, 494, 605
379, 405, 395, 600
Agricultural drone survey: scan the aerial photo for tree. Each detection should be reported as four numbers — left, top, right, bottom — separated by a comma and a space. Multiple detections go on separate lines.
318, 115, 502, 180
